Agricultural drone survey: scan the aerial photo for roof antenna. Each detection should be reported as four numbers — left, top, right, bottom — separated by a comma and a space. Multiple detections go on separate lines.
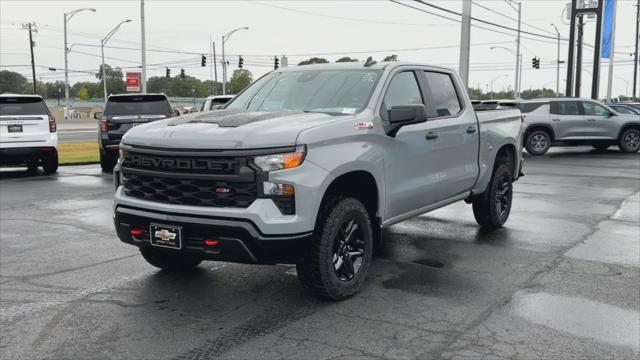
364, 56, 377, 67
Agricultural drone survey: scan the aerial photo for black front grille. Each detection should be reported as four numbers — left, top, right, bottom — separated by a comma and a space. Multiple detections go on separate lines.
121, 150, 257, 208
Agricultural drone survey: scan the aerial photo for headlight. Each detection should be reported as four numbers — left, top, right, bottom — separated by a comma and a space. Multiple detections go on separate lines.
252, 145, 305, 172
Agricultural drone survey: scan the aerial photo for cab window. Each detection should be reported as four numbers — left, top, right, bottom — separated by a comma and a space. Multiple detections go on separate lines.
380, 71, 423, 121
424, 71, 462, 117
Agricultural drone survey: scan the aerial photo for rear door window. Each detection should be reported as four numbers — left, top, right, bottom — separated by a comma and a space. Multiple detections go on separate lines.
105, 95, 172, 115
519, 102, 547, 113
551, 101, 581, 115
424, 71, 462, 117
0, 97, 49, 116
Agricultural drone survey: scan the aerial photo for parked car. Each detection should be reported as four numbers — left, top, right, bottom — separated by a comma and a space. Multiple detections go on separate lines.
97, 93, 173, 172
609, 104, 640, 115
113, 62, 523, 300
200, 95, 234, 111
516, 98, 640, 154
0, 94, 58, 174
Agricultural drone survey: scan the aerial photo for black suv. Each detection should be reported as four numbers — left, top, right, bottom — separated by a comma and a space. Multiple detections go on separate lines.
97, 94, 173, 172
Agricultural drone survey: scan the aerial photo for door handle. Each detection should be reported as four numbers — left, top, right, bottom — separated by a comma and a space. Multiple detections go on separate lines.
425, 132, 439, 140
466, 126, 477, 134
587, 119, 596, 122
552, 118, 561, 122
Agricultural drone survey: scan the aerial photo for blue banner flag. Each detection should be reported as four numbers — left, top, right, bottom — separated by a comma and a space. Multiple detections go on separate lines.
601, 0, 616, 59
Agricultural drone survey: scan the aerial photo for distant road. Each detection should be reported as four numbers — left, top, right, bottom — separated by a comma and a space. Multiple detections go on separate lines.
58, 129, 97, 143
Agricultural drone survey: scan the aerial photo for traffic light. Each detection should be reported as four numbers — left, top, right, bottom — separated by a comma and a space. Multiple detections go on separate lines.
165, 68, 170, 78
274, 56, 279, 70
201, 54, 206, 67
532, 57, 540, 69
238, 55, 244, 68
180, 68, 185, 78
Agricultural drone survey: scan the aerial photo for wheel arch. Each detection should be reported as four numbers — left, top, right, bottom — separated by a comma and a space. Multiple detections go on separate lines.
319, 170, 380, 224
617, 123, 640, 140
524, 124, 555, 141
495, 144, 517, 177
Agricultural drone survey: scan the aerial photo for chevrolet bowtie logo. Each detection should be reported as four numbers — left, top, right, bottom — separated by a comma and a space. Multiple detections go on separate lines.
155, 229, 176, 241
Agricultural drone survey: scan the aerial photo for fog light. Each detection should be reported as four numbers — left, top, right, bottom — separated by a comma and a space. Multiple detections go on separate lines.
130, 227, 145, 237
263, 182, 294, 196
204, 239, 220, 246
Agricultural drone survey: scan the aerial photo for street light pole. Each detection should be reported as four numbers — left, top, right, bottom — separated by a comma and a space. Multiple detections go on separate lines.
490, 46, 520, 97
615, 76, 629, 97
551, 23, 562, 97
221, 26, 249, 95
101, 19, 132, 103
490, 74, 508, 100
63, 8, 95, 119
504, 0, 522, 97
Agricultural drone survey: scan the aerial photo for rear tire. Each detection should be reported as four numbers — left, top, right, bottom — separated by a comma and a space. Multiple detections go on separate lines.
100, 150, 117, 173
296, 197, 373, 301
472, 164, 513, 231
525, 130, 551, 155
41, 151, 58, 174
140, 247, 202, 273
618, 128, 640, 153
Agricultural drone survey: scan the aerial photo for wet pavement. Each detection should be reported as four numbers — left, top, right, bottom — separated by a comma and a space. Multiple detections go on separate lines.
1, 147, 638, 360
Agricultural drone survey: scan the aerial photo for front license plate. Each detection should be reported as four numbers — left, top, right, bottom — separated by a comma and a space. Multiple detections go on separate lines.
8, 125, 22, 133
150, 223, 182, 249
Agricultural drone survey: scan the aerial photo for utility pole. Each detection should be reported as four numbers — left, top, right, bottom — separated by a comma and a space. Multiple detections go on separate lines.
22, 23, 37, 94
606, 0, 618, 103
209, 35, 214, 95
575, 15, 584, 97
64, 8, 95, 118
633, 0, 639, 99
140, 0, 147, 93
458, 0, 472, 88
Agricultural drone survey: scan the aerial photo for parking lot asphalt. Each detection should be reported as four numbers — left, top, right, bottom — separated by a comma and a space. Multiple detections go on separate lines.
0, 147, 638, 360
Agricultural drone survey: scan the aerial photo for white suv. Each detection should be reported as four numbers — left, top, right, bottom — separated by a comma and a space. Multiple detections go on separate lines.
0, 94, 58, 174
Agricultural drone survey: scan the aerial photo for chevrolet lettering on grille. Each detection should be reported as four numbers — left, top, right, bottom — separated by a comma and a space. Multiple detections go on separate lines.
125, 154, 235, 172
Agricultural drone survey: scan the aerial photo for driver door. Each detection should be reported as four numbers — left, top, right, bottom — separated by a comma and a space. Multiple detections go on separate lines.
581, 101, 618, 139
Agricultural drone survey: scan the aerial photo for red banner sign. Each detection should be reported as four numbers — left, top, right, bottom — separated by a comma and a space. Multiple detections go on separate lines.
126, 72, 141, 92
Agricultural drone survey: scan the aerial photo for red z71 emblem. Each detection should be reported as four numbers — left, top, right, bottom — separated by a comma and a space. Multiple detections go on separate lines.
215, 187, 231, 193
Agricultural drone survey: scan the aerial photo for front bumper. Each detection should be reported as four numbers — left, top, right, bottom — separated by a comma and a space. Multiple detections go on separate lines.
115, 205, 312, 264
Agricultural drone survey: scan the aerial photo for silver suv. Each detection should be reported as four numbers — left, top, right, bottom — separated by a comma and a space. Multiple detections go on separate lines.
518, 98, 640, 155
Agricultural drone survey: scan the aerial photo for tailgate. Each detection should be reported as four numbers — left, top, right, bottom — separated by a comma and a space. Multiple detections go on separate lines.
106, 114, 167, 141
0, 115, 50, 144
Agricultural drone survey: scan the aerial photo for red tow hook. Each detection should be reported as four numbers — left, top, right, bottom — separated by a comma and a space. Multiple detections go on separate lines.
204, 239, 220, 246
130, 227, 145, 237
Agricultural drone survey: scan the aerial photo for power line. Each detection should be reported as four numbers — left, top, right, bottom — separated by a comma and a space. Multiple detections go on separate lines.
471, 1, 557, 37
252, 1, 454, 27
412, 0, 558, 40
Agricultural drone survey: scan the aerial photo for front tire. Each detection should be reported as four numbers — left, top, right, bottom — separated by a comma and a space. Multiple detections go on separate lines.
618, 128, 640, 153
472, 164, 513, 231
296, 197, 373, 301
525, 130, 551, 155
140, 247, 202, 273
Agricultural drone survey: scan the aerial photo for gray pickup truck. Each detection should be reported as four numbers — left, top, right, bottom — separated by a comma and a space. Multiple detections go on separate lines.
113, 62, 523, 300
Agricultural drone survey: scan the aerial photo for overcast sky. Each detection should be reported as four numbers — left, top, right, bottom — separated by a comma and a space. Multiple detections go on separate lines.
1, 0, 638, 97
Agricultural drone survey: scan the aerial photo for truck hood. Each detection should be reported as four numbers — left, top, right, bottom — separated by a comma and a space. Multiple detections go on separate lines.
122, 109, 344, 149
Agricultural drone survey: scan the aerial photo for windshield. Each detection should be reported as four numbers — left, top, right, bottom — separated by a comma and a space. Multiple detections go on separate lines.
105, 95, 172, 115
0, 97, 49, 116
226, 69, 382, 115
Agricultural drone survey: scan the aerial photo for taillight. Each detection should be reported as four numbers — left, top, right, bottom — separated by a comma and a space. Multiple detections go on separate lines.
48, 115, 57, 133
100, 116, 108, 132
521, 115, 526, 123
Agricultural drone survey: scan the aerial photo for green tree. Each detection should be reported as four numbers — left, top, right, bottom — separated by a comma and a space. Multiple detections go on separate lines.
95, 64, 125, 97
336, 57, 358, 63
77, 86, 90, 100
0, 71, 28, 94
298, 57, 329, 66
520, 88, 556, 99
227, 69, 253, 94
382, 54, 398, 62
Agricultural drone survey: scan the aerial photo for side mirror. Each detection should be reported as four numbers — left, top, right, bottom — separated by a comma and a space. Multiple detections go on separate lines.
608, 112, 616, 117
387, 105, 428, 136
94, 112, 103, 120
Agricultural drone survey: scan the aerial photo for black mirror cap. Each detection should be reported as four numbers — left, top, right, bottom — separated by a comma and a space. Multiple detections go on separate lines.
387, 105, 428, 136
